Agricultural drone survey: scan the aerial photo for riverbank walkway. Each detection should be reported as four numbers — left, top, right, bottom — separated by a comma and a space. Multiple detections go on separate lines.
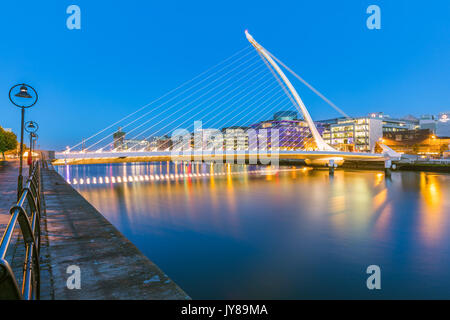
0, 160, 189, 299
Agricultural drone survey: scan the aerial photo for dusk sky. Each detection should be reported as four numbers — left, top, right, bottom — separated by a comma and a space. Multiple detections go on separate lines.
0, 0, 449, 150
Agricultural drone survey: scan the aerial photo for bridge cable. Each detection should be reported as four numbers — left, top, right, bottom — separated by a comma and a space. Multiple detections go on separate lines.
125, 58, 292, 151
263, 48, 351, 119
125, 69, 275, 150
206, 86, 287, 131
254, 51, 321, 148
139, 60, 288, 143
184, 82, 283, 137
104, 55, 269, 150
86, 48, 257, 151
138, 54, 292, 145
256, 51, 300, 112
132, 70, 281, 150
88, 49, 261, 151
109, 57, 269, 150
72, 45, 253, 151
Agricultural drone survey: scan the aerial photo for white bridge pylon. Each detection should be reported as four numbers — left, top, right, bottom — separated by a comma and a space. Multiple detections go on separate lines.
245, 30, 335, 152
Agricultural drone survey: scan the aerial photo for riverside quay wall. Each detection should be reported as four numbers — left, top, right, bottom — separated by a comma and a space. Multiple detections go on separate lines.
0, 160, 189, 299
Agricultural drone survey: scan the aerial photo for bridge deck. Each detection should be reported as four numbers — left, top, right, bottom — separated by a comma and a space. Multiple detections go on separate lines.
53, 150, 387, 165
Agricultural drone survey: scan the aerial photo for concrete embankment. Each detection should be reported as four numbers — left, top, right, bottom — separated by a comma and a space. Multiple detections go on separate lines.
1, 160, 189, 299
394, 162, 450, 173
325, 160, 449, 173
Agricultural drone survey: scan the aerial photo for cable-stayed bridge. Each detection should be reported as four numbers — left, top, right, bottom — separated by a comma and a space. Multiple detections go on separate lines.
54, 31, 397, 167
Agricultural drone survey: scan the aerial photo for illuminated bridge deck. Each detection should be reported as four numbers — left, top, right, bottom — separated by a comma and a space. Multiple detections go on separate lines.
53, 150, 388, 166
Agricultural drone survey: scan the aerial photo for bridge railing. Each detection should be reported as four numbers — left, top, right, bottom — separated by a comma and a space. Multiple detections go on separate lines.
0, 161, 42, 300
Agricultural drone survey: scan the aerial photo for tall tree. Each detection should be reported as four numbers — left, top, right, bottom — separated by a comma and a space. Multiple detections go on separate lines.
0, 126, 18, 160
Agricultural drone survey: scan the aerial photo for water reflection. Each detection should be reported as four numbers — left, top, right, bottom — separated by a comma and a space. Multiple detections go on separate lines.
419, 173, 445, 245
57, 163, 450, 299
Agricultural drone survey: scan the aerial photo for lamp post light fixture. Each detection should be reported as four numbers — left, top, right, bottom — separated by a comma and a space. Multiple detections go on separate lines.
25, 121, 39, 175
9, 84, 38, 200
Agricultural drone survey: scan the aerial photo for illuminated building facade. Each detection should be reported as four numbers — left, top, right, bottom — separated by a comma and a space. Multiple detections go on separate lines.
323, 117, 383, 152
221, 126, 249, 150
249, 119, 324, 151
382, 128, 450, 157
320, 113, 418, 152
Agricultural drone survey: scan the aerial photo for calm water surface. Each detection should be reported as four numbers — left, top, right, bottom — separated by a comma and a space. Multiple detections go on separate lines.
57, 162, 450, 299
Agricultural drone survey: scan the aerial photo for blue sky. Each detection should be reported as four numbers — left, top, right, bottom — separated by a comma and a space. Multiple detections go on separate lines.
0, 0, 449, 150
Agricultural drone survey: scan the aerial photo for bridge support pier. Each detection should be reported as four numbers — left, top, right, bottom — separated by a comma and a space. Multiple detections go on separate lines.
384, 159, 392, 177
328, 159, 337, 175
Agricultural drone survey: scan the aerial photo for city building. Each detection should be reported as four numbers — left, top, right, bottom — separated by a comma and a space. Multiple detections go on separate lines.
368, 112, 417, 133
382, 128, 450, 157
156, 135, 173, 151
249, 112, 323, 150
147, 136, 159, 151
273, 110, 298, 121
193, 129, 223, 150
113, 128, 125, 150
316, 117, 346, 126
112, 128, 155, 151
122, 139, 150, 151
436, 112, 450, 138
402, 114, 420, 127
323, 116, 383, 152
419, 114, 438, 132
320, 113, 420, 152
221, 126, 249, 150
317, 118, 343, 148
144, 135, 176, 151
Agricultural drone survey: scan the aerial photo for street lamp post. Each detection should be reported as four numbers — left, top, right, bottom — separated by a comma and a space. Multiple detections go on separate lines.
25, 121, 39, 175
33, 134, 39, 158
32, 133, 39, 153
9, 84, 38, 200
32, 133, 39, 171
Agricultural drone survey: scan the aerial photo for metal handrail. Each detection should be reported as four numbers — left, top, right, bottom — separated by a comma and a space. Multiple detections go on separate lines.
0, 161, 41, 300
